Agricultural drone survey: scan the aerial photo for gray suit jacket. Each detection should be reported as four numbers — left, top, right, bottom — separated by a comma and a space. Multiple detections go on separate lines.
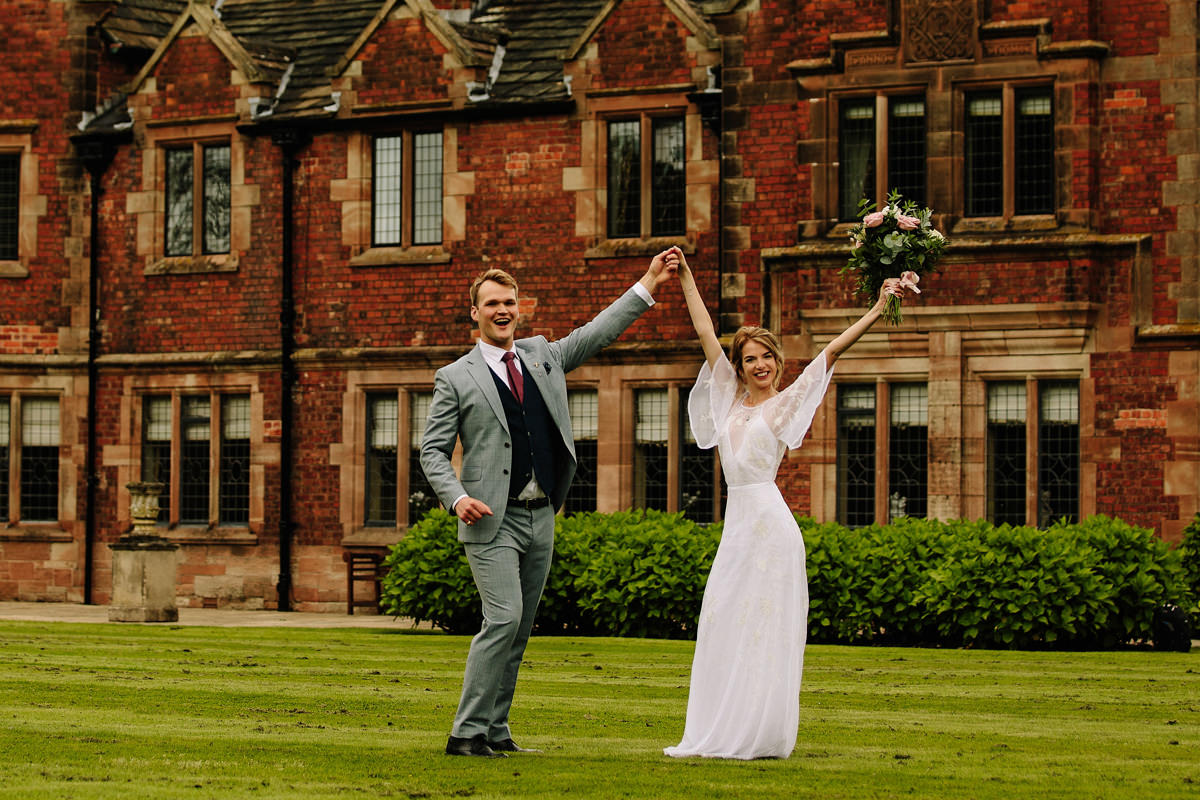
420, 286, 651, 543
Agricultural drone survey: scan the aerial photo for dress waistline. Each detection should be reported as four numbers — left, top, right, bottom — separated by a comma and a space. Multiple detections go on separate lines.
727, 481, 775, 491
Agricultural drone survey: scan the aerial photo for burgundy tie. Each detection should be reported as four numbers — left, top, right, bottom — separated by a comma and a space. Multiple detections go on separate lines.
502, 351, 524, 403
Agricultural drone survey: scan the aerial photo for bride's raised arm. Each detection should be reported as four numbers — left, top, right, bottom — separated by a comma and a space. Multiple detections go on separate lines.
824, 277, 910, 366
672, 247, 724, 369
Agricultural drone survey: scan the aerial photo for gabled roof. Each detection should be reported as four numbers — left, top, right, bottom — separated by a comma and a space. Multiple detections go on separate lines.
471, 0, 608, 103
82, 0, 719, 131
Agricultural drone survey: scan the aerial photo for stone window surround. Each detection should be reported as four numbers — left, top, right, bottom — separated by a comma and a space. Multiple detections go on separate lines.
0, 125, 47, 279
331, 370, 439, 547
815, 74, 1062, 238
107, 371, 273, 545
625, 376, 722, 522
331, 360, 708, 546
797, 318, 1093, 526
0, 375, 80, 542
129, 120, 256, 276
337, 128, 470, 269
571, 91, 717, 260
829, 378, 931, 526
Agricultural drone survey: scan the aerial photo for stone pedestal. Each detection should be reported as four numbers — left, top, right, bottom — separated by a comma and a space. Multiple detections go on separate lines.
109, 482, 179, 623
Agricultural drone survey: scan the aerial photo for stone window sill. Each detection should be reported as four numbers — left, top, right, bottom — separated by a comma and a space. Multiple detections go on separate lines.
0, 260, 29, 278
349, 246, 451, 268
161, 526, 258, 546
1, 524, 73, 542
343, 527, 405, 547
583, 237, 694, 260
145, 254, 239, 276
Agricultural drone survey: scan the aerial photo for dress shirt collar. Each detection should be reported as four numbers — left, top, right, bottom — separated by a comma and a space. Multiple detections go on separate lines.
477, 339, 521, 374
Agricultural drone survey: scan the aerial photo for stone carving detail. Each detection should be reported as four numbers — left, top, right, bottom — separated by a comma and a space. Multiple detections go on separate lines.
906, 0, 976, 62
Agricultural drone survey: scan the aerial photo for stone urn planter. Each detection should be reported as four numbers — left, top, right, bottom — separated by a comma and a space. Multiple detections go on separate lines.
108, 481, 179, 623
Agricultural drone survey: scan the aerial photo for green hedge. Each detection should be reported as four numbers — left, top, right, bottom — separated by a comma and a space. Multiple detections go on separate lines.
381, 511, 1189, 649
1180, 513, 1200, 625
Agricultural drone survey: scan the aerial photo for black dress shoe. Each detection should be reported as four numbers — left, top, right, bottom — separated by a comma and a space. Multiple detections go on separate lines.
445, 734, 507, 758
488, 737, 540, 753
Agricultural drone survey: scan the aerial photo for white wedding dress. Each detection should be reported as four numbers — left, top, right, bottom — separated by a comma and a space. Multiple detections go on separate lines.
664, 349, 834, 759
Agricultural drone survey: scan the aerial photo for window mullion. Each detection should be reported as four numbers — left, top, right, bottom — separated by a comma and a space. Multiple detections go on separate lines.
1003, 86, 1016, 220
169, 393, 181, 527
396, 388, 409, 528
875, 94, 889, 206
209, 392, 220, 527
1025, 376, 1039, 526
666, 383, 680, 513
191, 143, 204, 257
9, 394, 20, 522
402, 133, 414, 249
640, 116, 653, 237
874, 378, 890, 524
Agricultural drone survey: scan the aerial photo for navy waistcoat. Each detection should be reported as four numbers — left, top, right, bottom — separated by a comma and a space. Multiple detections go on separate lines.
489, 359, 559, 500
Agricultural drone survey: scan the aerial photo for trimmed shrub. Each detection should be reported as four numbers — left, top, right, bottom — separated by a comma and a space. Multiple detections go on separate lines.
1177, 513, 1200, 627
379, 509, 477, 634
381, 509, 1189, 649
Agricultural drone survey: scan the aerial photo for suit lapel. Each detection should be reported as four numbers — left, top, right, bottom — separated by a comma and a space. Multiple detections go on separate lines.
465, 345, 510, 433
517, 342, 571, 447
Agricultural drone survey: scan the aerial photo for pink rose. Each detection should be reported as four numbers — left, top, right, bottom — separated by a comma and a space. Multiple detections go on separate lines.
897, 215, 921, 230
863, 211, 885, 228
899, 270, 922, 294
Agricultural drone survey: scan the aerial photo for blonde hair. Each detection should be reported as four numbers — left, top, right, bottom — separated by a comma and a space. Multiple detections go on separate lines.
729, 326, 785, 390
469, 268, 519, 307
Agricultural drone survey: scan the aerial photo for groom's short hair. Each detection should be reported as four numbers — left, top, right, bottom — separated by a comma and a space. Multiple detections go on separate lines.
470, 268, 519, 307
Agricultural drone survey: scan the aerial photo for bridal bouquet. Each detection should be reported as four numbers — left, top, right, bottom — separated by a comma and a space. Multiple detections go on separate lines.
840, 191, 948, 325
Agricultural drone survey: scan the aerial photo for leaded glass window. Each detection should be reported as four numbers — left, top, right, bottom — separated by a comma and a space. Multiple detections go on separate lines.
679, 387, 716, 523
0, 397, 8, 520
888, 383, 928, 521
634, 389, 669, 510
1038, 381, 1079, 525
987, 382, 1026, 525
837, 384, 876, 527
219, 395, 250, 525
166, 143, 230, 257
20, 398, 59, 522
0, 153, 18, 261
888, 97, 926, 206
366, 393, 398, 525
142, 396, 172, 524
180, 396, 211, 524
966, 93, 1004, 217
608, 115, 686, 238
565, 390, 599, 514
373, 132, 443, 247
1016, 90, 1054, 215
839, 100, 875, 221
408, 392, 437, 523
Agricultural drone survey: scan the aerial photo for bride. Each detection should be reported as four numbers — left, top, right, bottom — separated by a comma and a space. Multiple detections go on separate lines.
664, 248, 916, 760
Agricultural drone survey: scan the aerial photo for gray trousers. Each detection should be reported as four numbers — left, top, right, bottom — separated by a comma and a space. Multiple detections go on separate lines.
451, 504, 555, 740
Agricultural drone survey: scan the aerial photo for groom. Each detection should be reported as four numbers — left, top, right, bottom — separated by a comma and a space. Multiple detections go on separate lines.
420, 252, 679, 758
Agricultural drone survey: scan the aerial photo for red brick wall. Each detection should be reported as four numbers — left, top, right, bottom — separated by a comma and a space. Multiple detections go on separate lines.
354, 17, 453, 105
151, 35, 241, 121
591, 0, 697, 90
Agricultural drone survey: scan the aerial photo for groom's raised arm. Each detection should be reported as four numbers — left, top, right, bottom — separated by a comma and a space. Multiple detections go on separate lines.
552, 249, 679, 372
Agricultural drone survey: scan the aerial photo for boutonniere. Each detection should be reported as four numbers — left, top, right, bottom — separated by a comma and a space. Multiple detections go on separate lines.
544, 363, 552, 375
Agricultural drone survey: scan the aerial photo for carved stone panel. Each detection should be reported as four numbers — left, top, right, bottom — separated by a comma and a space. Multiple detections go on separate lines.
904, 0, 976, 63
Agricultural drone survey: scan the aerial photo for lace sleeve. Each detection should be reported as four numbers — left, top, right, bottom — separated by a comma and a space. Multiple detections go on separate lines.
762, 348, 835, 450
687, 352, 739, 449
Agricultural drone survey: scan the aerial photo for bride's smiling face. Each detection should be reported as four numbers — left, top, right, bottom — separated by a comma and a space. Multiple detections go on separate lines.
739, 340, 777, 393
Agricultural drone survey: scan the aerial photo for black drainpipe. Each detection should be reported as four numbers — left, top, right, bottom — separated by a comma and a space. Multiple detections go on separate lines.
271, 128, 307, 611
77, 137, 114, 605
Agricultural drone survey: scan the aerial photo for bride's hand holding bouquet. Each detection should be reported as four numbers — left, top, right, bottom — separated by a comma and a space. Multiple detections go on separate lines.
840, 190, 948, 325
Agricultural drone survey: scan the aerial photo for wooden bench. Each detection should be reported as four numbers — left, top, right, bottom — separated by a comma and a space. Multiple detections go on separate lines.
343, 550, 387, 615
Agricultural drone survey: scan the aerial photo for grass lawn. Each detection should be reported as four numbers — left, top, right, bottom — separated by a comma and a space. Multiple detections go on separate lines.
0, 621, 1195, 800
